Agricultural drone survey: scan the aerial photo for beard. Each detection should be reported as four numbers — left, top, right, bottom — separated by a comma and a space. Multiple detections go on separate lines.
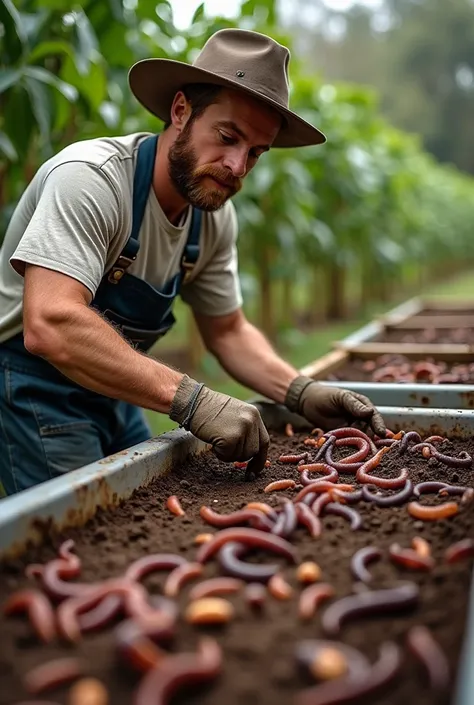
168, 123, 242, 212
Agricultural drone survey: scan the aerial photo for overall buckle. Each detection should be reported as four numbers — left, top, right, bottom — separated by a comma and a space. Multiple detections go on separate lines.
108, 254, 137, 284
181, 256, 195, 283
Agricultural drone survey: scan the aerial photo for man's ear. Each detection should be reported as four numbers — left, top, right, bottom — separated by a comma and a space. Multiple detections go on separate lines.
170, 91, 192, 134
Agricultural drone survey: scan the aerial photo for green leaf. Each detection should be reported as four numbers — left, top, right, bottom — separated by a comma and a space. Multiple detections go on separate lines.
0, 0, 28, 63
2, 85, 35, 161
107, 0, 125, 23
0, 68, 22, 94
27, 40, 74, 64
23, 66, 79, 102
36, 0, 73, 9
0, 131, 18, 161
191, 2, 205, 23
23, 74, 52, 151
73, 10, 99, 75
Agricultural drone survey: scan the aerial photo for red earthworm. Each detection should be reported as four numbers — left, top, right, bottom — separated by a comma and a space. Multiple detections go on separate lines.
295, 642, 401, 705
413, 361, 440, 381
298, 463, 339, 485
295, 503, 322, 538
189, 577, 243, 601
234, 460, 271, 469
25, 564, 44, 580
388, 543, 435, 571
268, 573, 293, 600
199, 506, 273, 530
294, 482, 354, 503
295, 639, 371, 680
322, 582, 419, 636
397, 431, 422, 454
278, 500, 298, 537
406, 625, 450, 691
244, 582, 267, 609
355, 446, 390, 480
270, 511, 287, 537
334, 436, 371, 461
299, 583, 335, 621
264, 479, 296, 493
116, 619, 165, 672
361, 480, 413, 507
407, 501, 459, 521
311, 492, 335, 517
323, 427, 377, 454
278, 452, 309, 464
245, 502, 278, 519
350, 547, 382, 583
411, 537, 431, 558
24, 657, 84, 695
432, 450, 472, 468
78, 593, 123, 633
324, 445, 363, 472
425, 435, 446, 444
3, 589, 56, 643
41, 559, 88, 601
285, 423, 294, 437
330, 488, 364, 505
314, 435, 336, 461
462, 488, 474, 504
166, 495, 185, 517
8, 702, 61, 705
125, 554, 187, 582
57, 539, 79, 567
217, 541, 279, 582
304, 438, 320, 447
445, 538, 474, 564
357, 464, 408, 490
438, 484, 470, 497
301, 492, 317, 507
133, 637, 222, 705
413, 481, 450, 498
130, 596, 178, 642
323, 503, 362, 530
375, 438, 398, 447
311, 427, 325, 437
410, 442, 437, 457
163, 563, 203, 598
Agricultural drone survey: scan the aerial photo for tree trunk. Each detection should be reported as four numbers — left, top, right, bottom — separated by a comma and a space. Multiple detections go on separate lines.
325, 262, 346, 320
258, 243, 275, 340
281, 277, 293, 327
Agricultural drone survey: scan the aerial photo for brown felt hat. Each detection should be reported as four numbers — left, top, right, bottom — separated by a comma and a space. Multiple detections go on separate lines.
128, 28, 326, 149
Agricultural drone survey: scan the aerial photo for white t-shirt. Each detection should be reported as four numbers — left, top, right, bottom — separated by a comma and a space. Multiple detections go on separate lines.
0, 132, 243, 343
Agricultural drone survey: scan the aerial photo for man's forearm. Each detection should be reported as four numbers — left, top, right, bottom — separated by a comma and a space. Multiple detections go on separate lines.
25, 304, 184, 414
210, 319, 298, 403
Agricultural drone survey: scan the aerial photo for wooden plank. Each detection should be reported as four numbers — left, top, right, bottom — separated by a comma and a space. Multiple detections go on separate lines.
391, 315, 474, 329
300, 349, 349, 379
341, 342, 474, 360
420, 297, 474, 312
375, 297, 423, 327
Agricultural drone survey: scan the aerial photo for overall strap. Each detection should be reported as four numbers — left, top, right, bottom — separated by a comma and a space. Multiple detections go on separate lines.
108, 134, 158, 284
180, 207, 202, 284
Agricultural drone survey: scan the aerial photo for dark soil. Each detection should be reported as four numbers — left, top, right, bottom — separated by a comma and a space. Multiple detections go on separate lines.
329, 355, 474, 384
1, 432, 474, 705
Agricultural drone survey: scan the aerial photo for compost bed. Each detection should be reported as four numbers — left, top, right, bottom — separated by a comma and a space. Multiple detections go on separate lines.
374, 329, 474, 345
1, 431, 474, 705
329, 355, 474, 384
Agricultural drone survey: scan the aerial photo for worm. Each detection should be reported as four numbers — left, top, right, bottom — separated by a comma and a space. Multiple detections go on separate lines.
130, 596, 178, 643
425, 435, 446, 444
298, 463, 339, 485
78, 593, 123, 634
41, 559, 87, 601
297, 562, 322, 584
295, 639, 370, 680
412, 537, 431, 558
311, 492, 335, 517
407, 501, 459, 521
295, 641, 401, 705
413, 481, 451, 498
294, 482, 354, 504
361, 480, 413, 507
414, 361, 440, 381
375, 439, 398, 447
445, 538, 474, 564
268, 573, 293, 600
314, 435, 336, 461
196, 527, 297, 564
331, 488, 364, 505
133, 637, 222, 705
166, 495, 185, 517
277, 500, 298, 537
264, 479, 296, 493
406, 625, 450, 691
234, 459, 271, 469
218, 542, 279, 582
285, 423, 294, 437
25, 563, 44, 580
125, 554, 187, 582
3, 589, 56, 643
350, 547, 382, 583
410, 442, 437, 457
299, 583, 335, 621
295, 503, 322, 538
68, 678, 109, 705
163, 563, 203, 598
279, 452, 309, 464
397, 431, 422, 454
432, 450, 472, 468
304, 438, 320, 447
357, 452, 409, 489
245, 502, 278, 519
199, 506, 273, 530
322, 503, 362, 530
388, 543, 435, 571
438, 484, 471, 497
24, 657, 84, 695
321, 582, 419, 635
323, 427, 377, 454
462, 488, 474, 505
194, 533, 214, 545
189, 577, 243, 601
244, 583, 267, 609
325, 438, 370, 472
185, 598, 234, 625
270, 511, 287, 537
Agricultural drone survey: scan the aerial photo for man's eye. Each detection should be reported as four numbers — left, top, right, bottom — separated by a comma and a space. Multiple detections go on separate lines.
219, 131, 234, 144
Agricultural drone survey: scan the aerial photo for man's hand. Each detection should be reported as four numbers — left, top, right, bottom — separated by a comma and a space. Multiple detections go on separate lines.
169, 375, 269, 475
284, 375, 386, 437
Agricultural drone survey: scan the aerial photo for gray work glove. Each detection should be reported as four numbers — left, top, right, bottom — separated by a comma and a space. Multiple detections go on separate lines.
170, 375, 269, 476
285, 375, 386, 437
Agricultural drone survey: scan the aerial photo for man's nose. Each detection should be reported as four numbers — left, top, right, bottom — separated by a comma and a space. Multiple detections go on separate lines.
222, 149, 248, 178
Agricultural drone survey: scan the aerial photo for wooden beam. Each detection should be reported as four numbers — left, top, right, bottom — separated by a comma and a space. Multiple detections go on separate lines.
342, 342, 474, 360
391, 315, 474, 329
300, 349, 349, 379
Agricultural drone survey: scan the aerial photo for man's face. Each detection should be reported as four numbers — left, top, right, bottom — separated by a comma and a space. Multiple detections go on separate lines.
168, 88, 281, 211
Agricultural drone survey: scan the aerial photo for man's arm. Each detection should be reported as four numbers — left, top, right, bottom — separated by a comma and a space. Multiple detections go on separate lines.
193, 308, 298, 402
23, 265, 183, 413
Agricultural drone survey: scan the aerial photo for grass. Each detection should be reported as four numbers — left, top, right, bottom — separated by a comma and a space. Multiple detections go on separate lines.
145, 269, 474, 435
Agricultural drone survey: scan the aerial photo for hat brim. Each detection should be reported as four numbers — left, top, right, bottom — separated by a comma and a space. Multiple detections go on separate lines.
128, 58, 326, 149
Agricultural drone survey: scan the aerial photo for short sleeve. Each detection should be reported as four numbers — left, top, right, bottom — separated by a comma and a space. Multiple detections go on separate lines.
180, 203, 243, 316
10, 161, 122, 295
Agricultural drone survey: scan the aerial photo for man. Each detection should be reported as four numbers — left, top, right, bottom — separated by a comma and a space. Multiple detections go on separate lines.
0, 28, 385, 495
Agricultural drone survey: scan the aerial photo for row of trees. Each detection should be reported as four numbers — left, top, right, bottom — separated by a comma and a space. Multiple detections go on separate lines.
2, 0, 474, 345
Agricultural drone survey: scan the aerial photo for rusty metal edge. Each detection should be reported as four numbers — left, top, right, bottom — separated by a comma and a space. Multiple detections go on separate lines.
0, 429, 206, 560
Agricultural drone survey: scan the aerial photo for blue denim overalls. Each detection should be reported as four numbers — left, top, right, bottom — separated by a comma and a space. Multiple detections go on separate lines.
0, 134, 202, 495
